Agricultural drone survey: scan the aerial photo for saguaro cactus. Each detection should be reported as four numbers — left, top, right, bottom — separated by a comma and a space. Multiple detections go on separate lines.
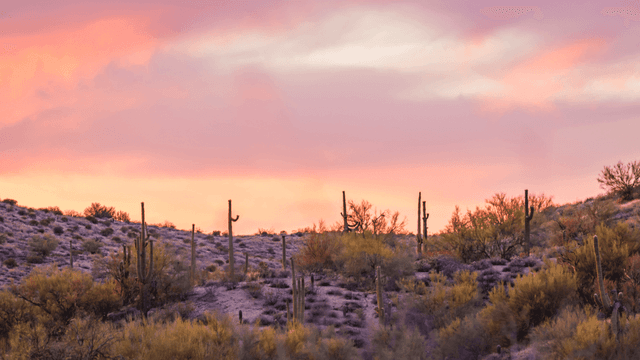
290, 257, 305, 325
190, 224, 196, 286
69, 240, 73, 268
244, 253, 249, 274
422, 201, 429, 255
376, 265, 384, 326
417, 192, 422, 255
524, 189, 534, 257
282, 235, 286, 270
228, 200, 239, 281
135, 202, 154, 316
593, 235, 627, 340
342, 191, 349, 234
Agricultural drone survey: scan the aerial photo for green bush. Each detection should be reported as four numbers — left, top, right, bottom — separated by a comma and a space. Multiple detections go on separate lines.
53, 226, 64, 235
507, 260, 578, 341
2, 198, 17, 205
100, 227, 114, 237
28, 234, 59, 257
0, 233, 6, 244
367, 323, 427, 360
85, 215, 98, 224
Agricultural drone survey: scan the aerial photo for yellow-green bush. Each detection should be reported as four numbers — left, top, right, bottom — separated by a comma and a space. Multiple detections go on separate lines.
507, 260, 578, 341
367, 323, 427, 360
530, 306, 640, 359
297, 230, 343, 273
433, 315, 491, 360
403, 270, 481, 331
112, 311, 239, 360
476, 282, 517, 349
9, 264, 122, 331
562, 224, 631, 307
0, 289, 34, 342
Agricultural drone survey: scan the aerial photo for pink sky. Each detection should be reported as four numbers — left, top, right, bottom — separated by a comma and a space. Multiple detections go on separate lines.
1, 0, 639, 235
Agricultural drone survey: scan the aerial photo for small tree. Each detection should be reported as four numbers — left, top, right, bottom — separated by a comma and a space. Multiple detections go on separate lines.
597, 160, 640, 201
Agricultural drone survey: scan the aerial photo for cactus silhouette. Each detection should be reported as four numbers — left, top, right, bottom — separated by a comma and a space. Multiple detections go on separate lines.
135, 202, 154, 317
228, 200, 239, 282
524, 189, 534, 256
422, 201, 429, 255
190, 224, 196, 286
417, 192, 422, 255
376, 265, 384, 326
593, 235, 627, 341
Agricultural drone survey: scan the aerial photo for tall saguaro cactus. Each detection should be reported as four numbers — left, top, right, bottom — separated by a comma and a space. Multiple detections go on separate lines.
593, 235, 627, 341
190, 224, 196, 286
228, 200, 239, 281
341, 191, 349, 234
282, 235, 287, 270
422, 201, 429, 256
417, 192, 422, 255
290, 257, 305, 325
135, 202, 154, 316
69, 240, 73, 268
376, 265, 384, 326
524, 189, 534, 257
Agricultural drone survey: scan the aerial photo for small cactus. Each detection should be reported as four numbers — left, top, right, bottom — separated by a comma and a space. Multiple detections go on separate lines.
190, 224, 196, 286
593, 235, 628, 341
417, 192, 422, 255
282, 235, 286, 270
69, 239, 73, 268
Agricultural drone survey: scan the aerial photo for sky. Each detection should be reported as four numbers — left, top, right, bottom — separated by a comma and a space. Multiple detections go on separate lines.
1, 0, 639, 235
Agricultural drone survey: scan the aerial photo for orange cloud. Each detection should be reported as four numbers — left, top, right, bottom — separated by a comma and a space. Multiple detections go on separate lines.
477, 37, 608, 117
0, 14, 159, 127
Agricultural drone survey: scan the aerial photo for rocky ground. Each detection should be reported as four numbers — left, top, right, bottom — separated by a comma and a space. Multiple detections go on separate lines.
0, 200, 559, 359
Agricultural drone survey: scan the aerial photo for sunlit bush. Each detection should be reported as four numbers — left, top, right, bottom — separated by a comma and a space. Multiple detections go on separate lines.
508, 261, 578, 341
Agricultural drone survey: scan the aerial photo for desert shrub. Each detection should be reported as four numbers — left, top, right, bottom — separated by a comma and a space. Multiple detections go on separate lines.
561, 223, 633, 307
28, 219, 39, 226
622, 253, 640, 314
100, 227, 114, 237
26, 255, 44, 264
529, 305, 640, 359
39, 218, 53, 226
415, 258, 431, 272
0, 233, 6, 244
63, 209, 83, 217
402, 270, 481, 331
507, 260, 578, 341
0, 289, 34, 341
477, 268, 502, 296
85, 215, 98, 224
84, 202, 115, 219
5, 315, 118, 360
10, 265, 104, 329
53, 226, 64, 235
297, 230, 343, 273
433, 315, 492, 360
430, 255, 471, 279
2, 199, 17, 205
597, 160, 640, 201
476, 282, 518, 350
28, 234, 59, 257
366, 323, 427, 360
79, 279, 122, 321
335, 231, 394, 282
114, 210, 130, 223
0, 216, 3, 222
3, 258, 17, 268
98, 242, 193, 311
112, 312, 239, 360
82, 239, 103, 254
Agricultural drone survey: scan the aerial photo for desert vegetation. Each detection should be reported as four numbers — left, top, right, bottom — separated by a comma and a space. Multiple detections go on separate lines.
1, 160, 640, 359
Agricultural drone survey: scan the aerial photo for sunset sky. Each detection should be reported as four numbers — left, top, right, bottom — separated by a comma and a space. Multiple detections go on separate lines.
1, 0, 639, 235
